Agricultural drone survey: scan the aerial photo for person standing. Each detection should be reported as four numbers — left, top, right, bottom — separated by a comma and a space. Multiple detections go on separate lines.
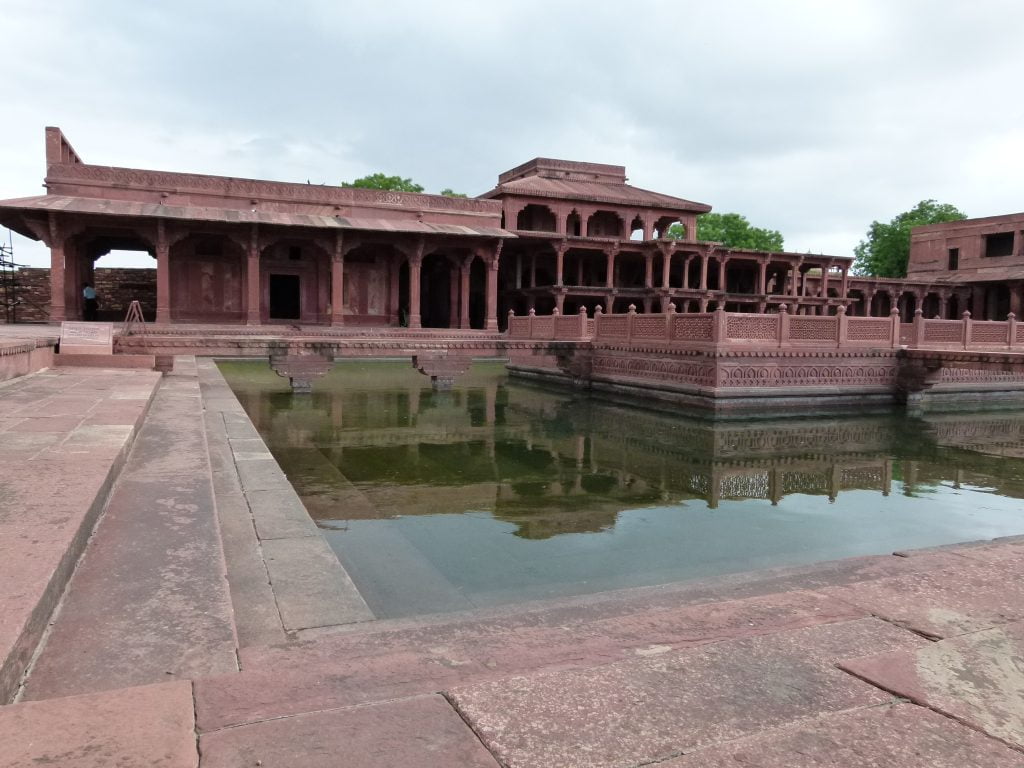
82, 282, 99, 321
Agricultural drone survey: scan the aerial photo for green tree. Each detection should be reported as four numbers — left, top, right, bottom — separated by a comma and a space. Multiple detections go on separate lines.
341, 173, 424, 193
852, 200, 966, 277
440, 188, 468, 198
666, 212, 784, 251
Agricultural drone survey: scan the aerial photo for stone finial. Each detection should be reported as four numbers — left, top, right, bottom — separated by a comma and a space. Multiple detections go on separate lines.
1009, 312, 1017, 321
627, 304, 637, 314
914, 308, 923, 317
553, 307, 560, 315
508, 309, 515, 317
778, 303, 788, 314
528, 308, 536, 316
579, 306, 588, 317
890, 307, 900, 317
837, 304, 847, 316
595, 305, 603, 315
666, 302, 676, 313
962, 310, 971, 319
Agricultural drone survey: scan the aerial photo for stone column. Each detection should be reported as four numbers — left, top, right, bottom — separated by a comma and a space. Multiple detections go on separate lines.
820, 262, 830, 298
840, 267, 849, 299
514, 252, 522, 289
330, 231, 345, 326
790, 261, 801, 297
644, 252, 654, 288
757, 259, 768, 295
682, 254, 692, 289
1011, 283, 1021, 319
938, 291, 949, 319
661, 249, 672, 288
699, 253, 709, 290
605, 247, 617, 289
246, 224, 260, 325
555, 292, 565, 314
408, 241, 424, 329
460, 255, 472, 329
555, 243, 565, 287
47, 213, 66, 322
529, 253, 537, 288
156, 220, 171, 324
717, 257, 728, 292
485, 243, 501, 331
576, 255, 584, 286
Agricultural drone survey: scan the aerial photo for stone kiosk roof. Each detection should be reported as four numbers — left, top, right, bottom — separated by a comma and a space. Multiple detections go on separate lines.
480, 158, 711, 213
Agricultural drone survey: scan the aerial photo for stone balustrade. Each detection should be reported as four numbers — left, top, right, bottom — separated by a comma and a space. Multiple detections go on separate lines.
507, 305, 1024, 352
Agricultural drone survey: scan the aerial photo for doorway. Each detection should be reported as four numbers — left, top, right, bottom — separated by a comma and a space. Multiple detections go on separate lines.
269, 274, 301, 320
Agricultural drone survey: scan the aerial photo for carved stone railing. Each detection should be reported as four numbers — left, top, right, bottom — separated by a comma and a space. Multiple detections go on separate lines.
506, 304, 1024, 352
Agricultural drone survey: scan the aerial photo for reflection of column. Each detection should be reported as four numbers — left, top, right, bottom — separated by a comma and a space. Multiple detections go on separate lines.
460, 256, 472, 329
708, 468, 720, 510
828, 464, 841, 502
769, 468, 781, 506
330, 232, 344, 326
156, 220, 171, 323
246, 224, 260, 325
903, 460, 918, 495
485, 383, 496, 425
882, 458, 892, 496
48, 213, 66, 322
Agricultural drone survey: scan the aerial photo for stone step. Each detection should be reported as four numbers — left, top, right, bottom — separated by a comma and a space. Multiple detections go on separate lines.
20, 363, 239, 702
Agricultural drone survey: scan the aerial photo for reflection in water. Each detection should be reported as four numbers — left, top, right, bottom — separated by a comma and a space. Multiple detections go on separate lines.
220, 360, 1024, 617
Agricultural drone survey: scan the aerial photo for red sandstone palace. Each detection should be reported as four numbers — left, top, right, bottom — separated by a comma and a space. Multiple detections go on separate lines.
0, 127, 1022, 328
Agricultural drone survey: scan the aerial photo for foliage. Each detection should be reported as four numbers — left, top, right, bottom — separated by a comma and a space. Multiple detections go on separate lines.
666, 212, 784, 251
440, 188, 468, 198
852, 200, 966, 277
341, 173, 424, 193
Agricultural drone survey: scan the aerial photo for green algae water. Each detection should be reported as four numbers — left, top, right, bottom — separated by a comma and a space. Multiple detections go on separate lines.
219, 360, 1024, 619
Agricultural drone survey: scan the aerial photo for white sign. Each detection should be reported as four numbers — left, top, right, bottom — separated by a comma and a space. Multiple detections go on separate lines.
60, 322, 113, 355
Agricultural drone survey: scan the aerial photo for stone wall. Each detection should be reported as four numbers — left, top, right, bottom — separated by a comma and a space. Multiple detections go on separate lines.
5, 268, 156, 323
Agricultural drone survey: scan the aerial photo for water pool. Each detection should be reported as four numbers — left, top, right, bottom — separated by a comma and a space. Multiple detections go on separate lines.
219, 360, 1024, 618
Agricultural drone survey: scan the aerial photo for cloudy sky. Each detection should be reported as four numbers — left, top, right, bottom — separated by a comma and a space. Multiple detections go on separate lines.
3, 0, 1023, 267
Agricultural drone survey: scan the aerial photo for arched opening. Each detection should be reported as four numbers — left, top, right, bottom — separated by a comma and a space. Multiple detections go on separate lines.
566, 210, 582, 237
987, 284, 1011, 320
847, 289, 865, 315
898, 293, 917, 321
516, 204, 557, 233
587, 210, 623, 238
420, 251, 454, 328
629, 216, 644, 241
71, 230, 157, 322
947, 294, 960, 319
654, 217, 680, 239
921, 292, 941, 318
470, 257, 487, 329
871, 292, 892, 317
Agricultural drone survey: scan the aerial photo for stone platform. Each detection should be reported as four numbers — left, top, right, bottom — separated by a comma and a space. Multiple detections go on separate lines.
0, 340, 1023, 765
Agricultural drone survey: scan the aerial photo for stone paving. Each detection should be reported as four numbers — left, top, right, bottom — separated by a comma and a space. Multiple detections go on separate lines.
1, 350, 1024, 766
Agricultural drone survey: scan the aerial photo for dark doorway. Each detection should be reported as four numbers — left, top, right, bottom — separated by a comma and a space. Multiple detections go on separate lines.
269, 274, 301, 319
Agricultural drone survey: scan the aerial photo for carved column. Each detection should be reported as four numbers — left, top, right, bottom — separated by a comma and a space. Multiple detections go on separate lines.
246, 224, 260, 325
820, 261, 831, 298
555, 291, 565, 314
790, 260, 802, 297
408, 240, 425, 329
329, 232, 345, 326
682, 254, 691, 290
604, 246, 617, 289
661, 249, 672, 288
460, 255, 472, 329
48, 213, 66, 322
156, 219, 171, 324
555, 242, 566, 287
644, 252, 654, 288
699, 253, 709, 290
938, 291, 949, 319
757, 258, 768, 295
514, 252, 522, 289
718, 257, 728, 292
840, 266, 849, 299
485, 241, 502, 331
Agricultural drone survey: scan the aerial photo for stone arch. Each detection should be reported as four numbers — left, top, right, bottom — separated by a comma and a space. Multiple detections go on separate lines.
516, 204, 557, 233
587, 210, 623, 238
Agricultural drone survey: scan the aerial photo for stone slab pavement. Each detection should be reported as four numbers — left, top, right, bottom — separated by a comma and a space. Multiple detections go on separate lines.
20, 358, 239, 701
0, 365, 160, 704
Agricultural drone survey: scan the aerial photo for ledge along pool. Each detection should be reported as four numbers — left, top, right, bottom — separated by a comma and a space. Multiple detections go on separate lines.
219, 360, 1024, 619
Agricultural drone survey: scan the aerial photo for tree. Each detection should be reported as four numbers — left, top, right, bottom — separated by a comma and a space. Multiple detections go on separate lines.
852, 200, 966, 277
666, 212, 784, 251
341, 173, 424, 193
440, 188, 468, 198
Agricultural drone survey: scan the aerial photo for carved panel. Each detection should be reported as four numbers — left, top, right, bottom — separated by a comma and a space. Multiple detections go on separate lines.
673, 315, 713, 341
969, 322, 1009, 344
922, 321, 964, 343
788, 316, 837, 340
532, 316, 554, 338
846, 318, 892, 341
721, 363, 896, 388
726, 314, 777, 340
509, 317, 530, 337
632, 316, 667, 340
598, 316, 628, 338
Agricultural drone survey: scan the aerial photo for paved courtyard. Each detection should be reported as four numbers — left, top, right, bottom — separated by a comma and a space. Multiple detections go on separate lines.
1, 350, 1023, 766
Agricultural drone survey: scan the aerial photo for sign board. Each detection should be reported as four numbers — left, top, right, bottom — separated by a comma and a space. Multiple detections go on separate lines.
60, 322, 114, 355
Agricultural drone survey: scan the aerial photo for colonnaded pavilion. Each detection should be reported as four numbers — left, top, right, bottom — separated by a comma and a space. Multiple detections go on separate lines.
0, 126, 1022, 327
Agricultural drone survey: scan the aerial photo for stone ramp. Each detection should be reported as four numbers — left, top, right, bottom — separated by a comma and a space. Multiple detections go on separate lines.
20, 358, 239, 701
0, 366, 159, 703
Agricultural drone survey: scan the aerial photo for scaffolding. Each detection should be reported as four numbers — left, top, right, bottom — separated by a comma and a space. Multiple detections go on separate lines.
0, 228, 47, 324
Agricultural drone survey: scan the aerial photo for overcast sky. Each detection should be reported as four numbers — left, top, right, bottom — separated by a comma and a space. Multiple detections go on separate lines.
3, 0, 1023, 267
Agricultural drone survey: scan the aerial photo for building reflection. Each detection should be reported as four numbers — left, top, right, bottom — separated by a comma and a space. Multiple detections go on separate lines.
225, 362, 1024, 540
